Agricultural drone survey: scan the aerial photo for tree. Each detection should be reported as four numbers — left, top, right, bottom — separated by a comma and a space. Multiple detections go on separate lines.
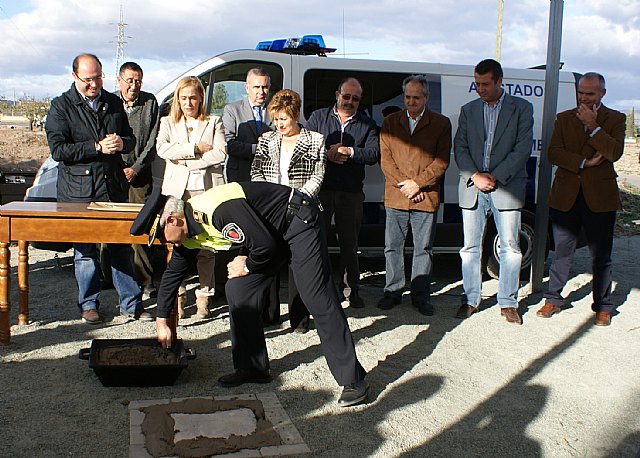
210, 85, 229, 114
626, 107, 636, 138
17, 96, 50, 131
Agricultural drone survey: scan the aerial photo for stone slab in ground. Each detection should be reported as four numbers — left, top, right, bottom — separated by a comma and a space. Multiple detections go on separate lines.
129, 393, 309, 458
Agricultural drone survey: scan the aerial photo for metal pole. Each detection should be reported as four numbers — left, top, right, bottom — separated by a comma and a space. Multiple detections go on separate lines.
530, 0, 564, 292
495, 0, 504, 61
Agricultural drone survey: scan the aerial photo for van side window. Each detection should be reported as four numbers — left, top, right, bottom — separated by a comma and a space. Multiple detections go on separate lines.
205, 61, 284, 115
302, 69, 442, 124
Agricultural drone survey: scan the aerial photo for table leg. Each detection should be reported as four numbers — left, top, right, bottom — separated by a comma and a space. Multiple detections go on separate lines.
0, 242, 11, 345
17, 241, 29, 326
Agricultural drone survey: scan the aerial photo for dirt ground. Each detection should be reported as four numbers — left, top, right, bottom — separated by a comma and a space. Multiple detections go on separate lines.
0, 127, 49, 172
0, 127, 639, 458
0, 234, 639, 457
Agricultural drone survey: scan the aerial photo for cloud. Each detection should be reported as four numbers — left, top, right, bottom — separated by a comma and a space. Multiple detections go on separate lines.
0, 0, 637, 111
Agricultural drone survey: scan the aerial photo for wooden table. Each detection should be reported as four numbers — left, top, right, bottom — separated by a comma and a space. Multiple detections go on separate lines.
0, 201, 176, 345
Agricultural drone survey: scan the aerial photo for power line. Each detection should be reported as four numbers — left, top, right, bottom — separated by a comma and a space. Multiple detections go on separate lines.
0, 3, 43, 57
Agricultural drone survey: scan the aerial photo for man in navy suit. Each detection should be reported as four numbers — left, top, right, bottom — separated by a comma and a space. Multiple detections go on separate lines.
222, 68, 274, 182
453, 59, 534, 325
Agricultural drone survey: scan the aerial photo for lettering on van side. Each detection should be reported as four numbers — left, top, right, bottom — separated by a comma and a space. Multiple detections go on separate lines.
468, 82, 544, 97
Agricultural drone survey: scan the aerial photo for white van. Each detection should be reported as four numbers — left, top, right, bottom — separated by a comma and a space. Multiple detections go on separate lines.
156, 47, 579, 276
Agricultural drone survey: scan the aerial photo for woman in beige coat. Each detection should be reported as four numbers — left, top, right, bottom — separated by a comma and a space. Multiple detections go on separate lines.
157, 76, 227, 319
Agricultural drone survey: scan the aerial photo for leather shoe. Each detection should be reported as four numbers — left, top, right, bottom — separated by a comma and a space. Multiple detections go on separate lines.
537, 302, 561, 318
594, 311, 611, 326
413, 301, 434, 316
218, 369, 272, 387
501, 307, 522, 325
81, 309, 101, 324
377, 292, 401, 310
338, 379, 370, 407
348, 294, 365, 309
293, 316, 310, 334
455, 303, 477, 319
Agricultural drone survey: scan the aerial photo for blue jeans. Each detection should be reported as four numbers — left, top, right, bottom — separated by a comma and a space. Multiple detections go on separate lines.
460, 192, 521, 308
74, 243, 141, 314
383, 208, 436, 301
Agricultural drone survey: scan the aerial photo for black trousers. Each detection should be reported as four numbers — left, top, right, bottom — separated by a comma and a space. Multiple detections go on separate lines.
226, 200, 366, 386
544, 189, 616, 312
261, 268, 310, 329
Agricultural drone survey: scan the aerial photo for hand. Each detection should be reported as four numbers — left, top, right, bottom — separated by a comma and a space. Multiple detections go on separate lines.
227, 255, 248, 279
99, 133, 124, 154
123, 167, 137, 182
584, 153, 605, 168
397, 179, 421, 199
327, 143, 345, 164
576, 103, 599, 131
472, 172, 496, 192
411, 191, 426, 203
333, 146, 351, 164
156, 318, 173, 348
196, 143, 213, 155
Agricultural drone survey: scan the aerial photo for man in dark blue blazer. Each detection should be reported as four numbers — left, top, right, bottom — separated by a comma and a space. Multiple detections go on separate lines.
453, 59, 533, 325
222, 68, 274, 182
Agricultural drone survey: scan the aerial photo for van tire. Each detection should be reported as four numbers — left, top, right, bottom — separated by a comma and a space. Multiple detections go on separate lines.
483, 210, 542, 280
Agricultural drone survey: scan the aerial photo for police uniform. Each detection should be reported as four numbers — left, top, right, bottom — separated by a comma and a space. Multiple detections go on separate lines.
154, 181, 366, 387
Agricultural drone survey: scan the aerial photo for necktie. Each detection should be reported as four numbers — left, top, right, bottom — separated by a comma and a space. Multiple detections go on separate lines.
253, 106, 263, 133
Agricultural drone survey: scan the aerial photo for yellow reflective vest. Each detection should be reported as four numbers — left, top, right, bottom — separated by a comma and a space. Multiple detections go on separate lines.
182, 182, 246, 252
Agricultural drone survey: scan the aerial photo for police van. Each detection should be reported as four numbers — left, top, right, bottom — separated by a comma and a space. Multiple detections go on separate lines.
155, 36, 579, 277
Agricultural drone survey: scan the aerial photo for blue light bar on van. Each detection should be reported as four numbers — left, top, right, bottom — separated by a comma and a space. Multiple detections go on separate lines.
255, 34, 336, 56
256, 41, 272, 51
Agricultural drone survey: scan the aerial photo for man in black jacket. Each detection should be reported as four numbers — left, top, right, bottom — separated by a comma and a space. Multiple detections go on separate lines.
143, 181, 369, 407
45, 53, 145, 324
306, 77, 379, 308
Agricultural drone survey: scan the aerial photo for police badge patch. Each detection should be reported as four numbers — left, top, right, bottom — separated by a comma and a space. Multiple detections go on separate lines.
221, 223, 245, 243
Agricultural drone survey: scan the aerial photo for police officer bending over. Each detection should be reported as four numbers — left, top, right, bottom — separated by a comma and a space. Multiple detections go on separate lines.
152, 181, 369, 407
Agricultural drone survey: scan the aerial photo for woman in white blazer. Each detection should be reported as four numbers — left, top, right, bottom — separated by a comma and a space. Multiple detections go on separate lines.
157, 76, 227, 319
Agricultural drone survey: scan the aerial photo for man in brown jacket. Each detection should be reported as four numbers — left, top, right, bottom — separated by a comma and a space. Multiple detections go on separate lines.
378, 75, 451, 315
539, 72, 625, 326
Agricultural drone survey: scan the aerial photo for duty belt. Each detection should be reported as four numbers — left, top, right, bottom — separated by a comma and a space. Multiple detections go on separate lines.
285, 190, 310, 228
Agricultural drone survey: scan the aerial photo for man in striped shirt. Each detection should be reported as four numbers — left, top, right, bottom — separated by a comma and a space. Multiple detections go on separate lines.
453, 59, 534, 325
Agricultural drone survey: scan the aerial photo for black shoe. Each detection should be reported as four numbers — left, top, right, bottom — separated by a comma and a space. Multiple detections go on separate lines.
293, 316, 310, 334
217, 369, 272, 388
338, 380, 370, 407
377, 292, 401, 310
348, 294, 365, 309
415, 301, 434, 316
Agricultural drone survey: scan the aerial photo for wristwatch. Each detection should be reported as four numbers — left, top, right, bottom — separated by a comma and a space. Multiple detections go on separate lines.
243, 264, 250, 274
95, 142, 102, 153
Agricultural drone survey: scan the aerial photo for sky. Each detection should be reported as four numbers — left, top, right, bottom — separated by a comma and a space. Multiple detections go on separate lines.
0, 0, 638, 114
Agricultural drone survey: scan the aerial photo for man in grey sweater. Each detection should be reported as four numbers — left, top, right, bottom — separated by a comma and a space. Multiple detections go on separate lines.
116, 61, 160, 300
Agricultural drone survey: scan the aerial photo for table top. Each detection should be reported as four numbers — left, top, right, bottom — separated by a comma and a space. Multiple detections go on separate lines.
0, 201, 141, 220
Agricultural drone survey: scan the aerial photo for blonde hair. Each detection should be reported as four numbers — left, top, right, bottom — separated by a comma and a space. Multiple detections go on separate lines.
170, 76, 207, 123
267, 89, 300, 121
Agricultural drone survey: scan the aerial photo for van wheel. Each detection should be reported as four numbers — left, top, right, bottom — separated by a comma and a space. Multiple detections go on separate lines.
483, 210, 540, 280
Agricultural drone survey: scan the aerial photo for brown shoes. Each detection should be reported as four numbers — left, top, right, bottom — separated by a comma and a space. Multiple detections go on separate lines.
81, 308, 101, 325
196, 296, 210, 319
501, 307, 522, 325
177, 294, 187, 319
594, 311, 611, 326
455, 303, 477, 319
537, 302, 561, 318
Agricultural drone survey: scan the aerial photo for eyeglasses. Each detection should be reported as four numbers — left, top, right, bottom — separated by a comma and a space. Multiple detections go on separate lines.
340, 93, 361, 102
122, 78, 142, 86
74, 72, 105, 85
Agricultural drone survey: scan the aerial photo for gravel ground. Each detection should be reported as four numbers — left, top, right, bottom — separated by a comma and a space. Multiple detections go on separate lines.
1, 234, 639, 457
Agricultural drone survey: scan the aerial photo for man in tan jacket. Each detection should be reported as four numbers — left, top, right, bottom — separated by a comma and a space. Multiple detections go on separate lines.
378, 75, 451, 315
539, 72, 625, 327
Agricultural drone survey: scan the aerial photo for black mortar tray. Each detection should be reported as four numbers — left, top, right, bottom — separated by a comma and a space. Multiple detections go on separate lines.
79, 338, 195, 387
